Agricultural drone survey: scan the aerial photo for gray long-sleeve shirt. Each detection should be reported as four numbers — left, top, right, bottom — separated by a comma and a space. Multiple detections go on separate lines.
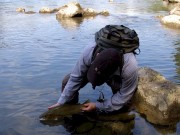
58, 44, 138, 112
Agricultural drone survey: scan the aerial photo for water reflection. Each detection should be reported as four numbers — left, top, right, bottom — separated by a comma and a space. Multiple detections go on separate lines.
40, 113, 135, 135
173, 40, 180, 83
56, 16, 96, 29
62, 115, 134, 135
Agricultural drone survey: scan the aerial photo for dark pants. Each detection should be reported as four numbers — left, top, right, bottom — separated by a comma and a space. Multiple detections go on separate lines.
61, 74, 121, 103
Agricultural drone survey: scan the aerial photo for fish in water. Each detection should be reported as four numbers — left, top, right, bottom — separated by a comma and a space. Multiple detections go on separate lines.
39, 100, 89, 122
39, 99, 135, 127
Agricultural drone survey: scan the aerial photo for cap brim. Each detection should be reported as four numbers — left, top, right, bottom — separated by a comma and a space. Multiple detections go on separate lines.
87, 64, 98, 88
87, 63, 107, 88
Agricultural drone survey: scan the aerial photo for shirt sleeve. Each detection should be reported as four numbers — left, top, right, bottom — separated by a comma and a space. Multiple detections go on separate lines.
95, 53, 138, 112
57, 45, 95, 104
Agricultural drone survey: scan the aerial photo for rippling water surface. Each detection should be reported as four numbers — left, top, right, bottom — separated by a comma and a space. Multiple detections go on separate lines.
0, 0, 180, 135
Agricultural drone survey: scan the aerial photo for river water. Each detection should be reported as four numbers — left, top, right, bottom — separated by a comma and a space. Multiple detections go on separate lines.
0, 0, 180, 135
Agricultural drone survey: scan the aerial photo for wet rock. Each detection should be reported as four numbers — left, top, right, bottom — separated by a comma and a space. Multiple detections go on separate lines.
159, 3, 180, 28
39, 7, 59, 13
83, 8, 98, 16
132, 67, 180, 125
16, 7, 25, 12
56, 17, 84, 29
83, 8, 109, 17
98, 10, 110, 16
56, 2, 109, 19
160, 14, 180, 28
56, 2, 83, 18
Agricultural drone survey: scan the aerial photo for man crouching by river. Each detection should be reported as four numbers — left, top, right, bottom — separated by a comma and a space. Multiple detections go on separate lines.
48, 25, 139, 113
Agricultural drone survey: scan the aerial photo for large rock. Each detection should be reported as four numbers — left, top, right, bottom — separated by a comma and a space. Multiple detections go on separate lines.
160, 14, 180, 28
132, 67, 180, 125
56, 2, 84, 18
56, 2, 109, 19
159, 3, 180, 28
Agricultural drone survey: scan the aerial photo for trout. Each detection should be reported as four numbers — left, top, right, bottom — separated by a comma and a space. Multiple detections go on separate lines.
39, 100, 89, 122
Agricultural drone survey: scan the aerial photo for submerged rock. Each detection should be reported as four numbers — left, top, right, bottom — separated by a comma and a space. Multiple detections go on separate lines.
132, 67, 180, 125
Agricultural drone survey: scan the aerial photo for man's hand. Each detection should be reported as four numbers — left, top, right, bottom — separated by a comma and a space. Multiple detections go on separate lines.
48, 103, 61, 110
81, 102, 96, 112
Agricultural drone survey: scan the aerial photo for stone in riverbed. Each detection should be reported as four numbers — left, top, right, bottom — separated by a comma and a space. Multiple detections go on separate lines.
39, 7, 59, 13
160, 14, 180, 28
16, 8, 25, 12
132, 67, 180, 125
56, 2, 83, 18
159, 4, 180, 28
56, 2, 109, 19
